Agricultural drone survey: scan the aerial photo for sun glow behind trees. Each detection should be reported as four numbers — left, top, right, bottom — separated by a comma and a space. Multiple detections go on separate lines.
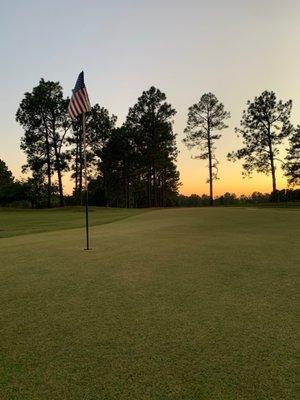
1, 1, 300, 198
11, 79, 299, 208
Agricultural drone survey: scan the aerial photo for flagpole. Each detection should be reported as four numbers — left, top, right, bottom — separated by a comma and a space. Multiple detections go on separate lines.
82, 112, 90, 250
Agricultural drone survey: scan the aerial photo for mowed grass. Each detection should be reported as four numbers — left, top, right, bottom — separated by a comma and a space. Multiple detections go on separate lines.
0, 207, 298, 400
0, 207, 146, 238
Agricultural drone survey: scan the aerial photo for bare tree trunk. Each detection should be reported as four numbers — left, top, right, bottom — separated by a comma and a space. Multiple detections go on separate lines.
103, 165, 108, 207
52, 120, 64, 207
147, 169, 151, 208
162, 167, 167, 207
57, 164, 64, 207
52, 141, 64, 207
270, 154, 277, 192
126, 178, 130, 208
79, 130, 83, 205
153, 162, 157, 207
74, 138, 79, 198
207, 124, 214, 206
269, 147, 277, 192
267, 124, 277, 198
45, 129, 52, 208
157, 175, 161, 207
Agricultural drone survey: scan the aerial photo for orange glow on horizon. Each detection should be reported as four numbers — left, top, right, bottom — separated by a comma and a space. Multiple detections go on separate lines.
11, 167, 291, 199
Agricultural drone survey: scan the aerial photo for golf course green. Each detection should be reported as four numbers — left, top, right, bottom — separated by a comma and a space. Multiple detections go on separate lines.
0, 207, 298, 399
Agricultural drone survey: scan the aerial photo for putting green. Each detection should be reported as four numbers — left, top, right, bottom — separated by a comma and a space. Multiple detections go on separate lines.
0, 207, 298, 399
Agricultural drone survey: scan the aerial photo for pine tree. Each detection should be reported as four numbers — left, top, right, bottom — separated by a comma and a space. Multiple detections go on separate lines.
16, 79, 69, 207
228, 91, 293, 194
283, 126, 300, 186
183, 93, 230, 206
67, 104, 116, 204
125, 86, 179, 207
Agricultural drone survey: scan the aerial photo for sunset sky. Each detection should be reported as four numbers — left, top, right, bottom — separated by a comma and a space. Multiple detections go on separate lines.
1, 0, 299, 196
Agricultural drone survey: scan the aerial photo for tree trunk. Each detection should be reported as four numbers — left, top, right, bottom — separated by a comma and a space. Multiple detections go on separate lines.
57, 164, 64, 207
147, 169, 151, 208
126, 178, 130, 208
53, 146, 64, 206
207, 124, 214, 206
270, 155, 277, 192
45, 129, 52, 208
74, 137, 79, 198
79, 130, 83, 206
269, 150, 277, 193
124, 163, 129, 208
52, 128, 64, 207
153, 162, 157, 207
164, 167, 167, 207
267, 124, 277, 195
103, 165, 108, 207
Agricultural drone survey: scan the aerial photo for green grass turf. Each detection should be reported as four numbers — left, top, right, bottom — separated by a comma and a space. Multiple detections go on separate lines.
0, 207, 298, 399
0, 207, 146, 238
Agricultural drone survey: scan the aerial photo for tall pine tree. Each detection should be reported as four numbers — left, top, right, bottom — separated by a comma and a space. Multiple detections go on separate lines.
183, 93, 230, 206
67, 104, 116, 204
283, 126, 300, 186
125, 86, 179, 207
16, 79, 69, 207
228, 91, 293, 194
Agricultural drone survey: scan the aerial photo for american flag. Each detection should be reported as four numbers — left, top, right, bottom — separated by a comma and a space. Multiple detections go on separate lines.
68, 71, 91, 119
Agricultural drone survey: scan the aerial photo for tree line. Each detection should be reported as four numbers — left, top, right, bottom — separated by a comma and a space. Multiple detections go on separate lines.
0, 79, 299, 208
184, 91, 299, 205
14, 81, 179, 208
1, 159, 299, 208
178, 190, 300, 207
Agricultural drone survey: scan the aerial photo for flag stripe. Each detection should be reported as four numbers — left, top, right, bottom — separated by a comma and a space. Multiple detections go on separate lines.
74, 91, 85, 111
69, 102, 78, 119
71, 99, 81, 116
68, 71, 91, 119
77, 90, 90, 110
69, 96, 80, 117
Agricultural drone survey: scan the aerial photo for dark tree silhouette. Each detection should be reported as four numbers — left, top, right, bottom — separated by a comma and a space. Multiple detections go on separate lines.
100, 126, 137, 207
22, 176, 55, 208
125, 86, 179, 207
16, 79, 70, 207
283, 125, 300, 186
228, 91, 293, 194
0, 159, 14, 186
67, 104, 116, 204
183, 93, 230, 206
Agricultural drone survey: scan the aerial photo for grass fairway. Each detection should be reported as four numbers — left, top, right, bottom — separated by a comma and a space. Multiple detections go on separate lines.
0, 207, 298, 399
